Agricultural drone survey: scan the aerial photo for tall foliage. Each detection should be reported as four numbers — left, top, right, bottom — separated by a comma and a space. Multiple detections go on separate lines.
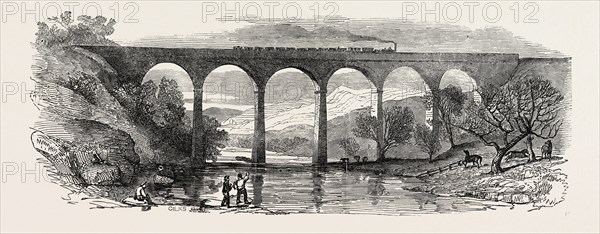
414, 124, 441, 162
35, 11, 117, 48
451, 77, 563, 173
353, 106, 414, 161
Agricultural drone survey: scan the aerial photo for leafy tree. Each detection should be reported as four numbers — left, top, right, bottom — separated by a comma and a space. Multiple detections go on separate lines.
423, 86, 466, 147
136, 80, 159, 125
451, 77, 564, 174
34, 11, 117, 109
414, 124, 441, 162
35, 11, 117, 48
338, 137, 361, 161
153, 77, 186, 129
62, 72, 99, 105
232, 135, 254, 149
438, 85, 466, 147
203, 115, 229, 162
132, 78, 228, 162
267, 136, 309, 153
353, 106, 415, 161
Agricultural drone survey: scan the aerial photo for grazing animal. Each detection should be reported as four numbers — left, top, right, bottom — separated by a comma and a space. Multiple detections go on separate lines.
462, 150, 483, 168
354, 156, 361, 163
340, 158, 350, 172
506, 149, 530, 160
541, 140, 553, 160
362, 157, 368, 162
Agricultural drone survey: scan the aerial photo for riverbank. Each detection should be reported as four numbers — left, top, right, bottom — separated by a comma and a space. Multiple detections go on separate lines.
334, 142, 497, 176
407, 158, 568, 209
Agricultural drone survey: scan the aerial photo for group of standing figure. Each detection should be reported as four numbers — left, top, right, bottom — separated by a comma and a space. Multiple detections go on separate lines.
221, 172, 251, 208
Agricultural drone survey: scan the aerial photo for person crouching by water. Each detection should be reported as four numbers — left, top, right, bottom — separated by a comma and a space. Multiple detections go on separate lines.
134, 182, 154, 206
221, 175, 232, 208
233, 172, 250, 204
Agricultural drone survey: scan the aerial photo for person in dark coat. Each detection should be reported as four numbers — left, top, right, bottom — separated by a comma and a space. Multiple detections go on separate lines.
221, 175, 232, 208
233, 172, 250, 204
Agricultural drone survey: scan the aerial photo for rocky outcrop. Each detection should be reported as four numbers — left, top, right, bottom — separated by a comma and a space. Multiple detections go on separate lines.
31, 124, 140, 186
31, 132, 76, 176
31, 46, 155, 164
80, 165, 121, 185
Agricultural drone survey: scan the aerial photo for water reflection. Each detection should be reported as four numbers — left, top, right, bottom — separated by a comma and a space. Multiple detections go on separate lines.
252, 173, 264, 207
183, 176, 201, 200
367, 177, 387, 205
311, 171, 325, 213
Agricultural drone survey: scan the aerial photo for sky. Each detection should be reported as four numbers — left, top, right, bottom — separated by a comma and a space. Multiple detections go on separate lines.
95, 1, 571, 57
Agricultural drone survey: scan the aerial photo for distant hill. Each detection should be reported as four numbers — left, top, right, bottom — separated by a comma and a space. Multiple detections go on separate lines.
202, 107, 243, 123
221, 85, 425, 134
265, 124, 314, 140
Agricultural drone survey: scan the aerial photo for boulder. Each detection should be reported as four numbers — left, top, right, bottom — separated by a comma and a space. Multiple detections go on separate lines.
81, 165, 121, 185
31, 131, 76, 175
511, 194, 531, 204
501, 194, 513, 203
154, 174, 175, 185
485, 192, 498, 201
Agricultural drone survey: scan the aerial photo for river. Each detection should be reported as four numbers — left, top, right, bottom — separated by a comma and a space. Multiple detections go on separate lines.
149, 165, 513, 215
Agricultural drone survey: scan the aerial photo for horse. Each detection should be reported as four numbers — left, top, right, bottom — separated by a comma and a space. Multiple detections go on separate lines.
506, 149, 530, 160
461, 150, 483, 168
541, 140, 553, 160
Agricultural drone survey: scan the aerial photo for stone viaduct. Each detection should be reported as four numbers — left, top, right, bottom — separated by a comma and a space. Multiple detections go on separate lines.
79, 45, 520, 165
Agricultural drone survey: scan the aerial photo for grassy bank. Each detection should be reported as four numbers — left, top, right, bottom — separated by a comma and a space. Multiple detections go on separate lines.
407, 158, 568, 208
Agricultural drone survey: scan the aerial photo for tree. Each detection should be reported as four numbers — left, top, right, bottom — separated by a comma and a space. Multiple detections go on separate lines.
153, 77, 186, 129
437, 85, 466, 147
415, 124, 441, 162
36, 11, 117, 48
338, 137, 360, 161
451, 77, 563, 174
267, 136, 309, 153
133, 78, 228, 162
203, 115, 229, 163
525, 135, 536, 162
137, 80, 159, 125
353, 106, 414, 161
